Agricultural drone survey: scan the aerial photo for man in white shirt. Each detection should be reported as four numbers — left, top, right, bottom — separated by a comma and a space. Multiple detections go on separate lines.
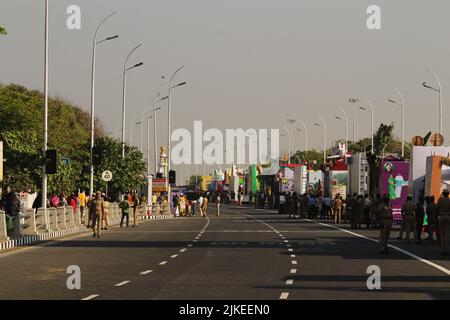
198, 195, 204, 216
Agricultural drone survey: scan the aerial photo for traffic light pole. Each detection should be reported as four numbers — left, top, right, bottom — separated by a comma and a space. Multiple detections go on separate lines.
42, 0, 49, 229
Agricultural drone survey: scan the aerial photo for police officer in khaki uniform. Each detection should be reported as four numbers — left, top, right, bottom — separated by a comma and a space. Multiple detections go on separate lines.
437, 189, 450, 255
91, 191, 104, 238
378, 195, 393, 254
401, 196, 417, 243
426, 196, 440, 244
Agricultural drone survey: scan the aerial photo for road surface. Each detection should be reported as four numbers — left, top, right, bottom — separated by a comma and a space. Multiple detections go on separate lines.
0, 205, 449, 300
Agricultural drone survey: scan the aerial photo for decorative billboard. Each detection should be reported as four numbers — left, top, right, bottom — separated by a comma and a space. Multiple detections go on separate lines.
380, 160, 409, 221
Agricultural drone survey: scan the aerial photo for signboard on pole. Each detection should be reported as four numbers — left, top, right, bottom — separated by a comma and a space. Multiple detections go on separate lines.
380, 160, 409, 222
153, 178, 168, 192
102, 170, 112, 182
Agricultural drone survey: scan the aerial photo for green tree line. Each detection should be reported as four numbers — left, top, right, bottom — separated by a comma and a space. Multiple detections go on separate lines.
0, 83, 146, 197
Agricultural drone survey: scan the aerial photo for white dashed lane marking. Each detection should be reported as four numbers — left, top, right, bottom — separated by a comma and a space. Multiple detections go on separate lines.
114, 281, 130, 287
286, 280, 294, 285
290, 269, 297, 274
279, 292, 289, 300
159, 261, 168, 265
179, 248, 187, 252
82, 294, 99, 300
171, 254, 178, 259
291, 261, 298, 265
140, 270, 153, 275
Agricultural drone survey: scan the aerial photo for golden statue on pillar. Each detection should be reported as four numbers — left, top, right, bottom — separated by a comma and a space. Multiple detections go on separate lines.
159, 146, 168, 178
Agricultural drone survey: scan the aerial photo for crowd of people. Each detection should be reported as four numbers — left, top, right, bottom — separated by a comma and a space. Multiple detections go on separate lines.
276, 190, 450, 255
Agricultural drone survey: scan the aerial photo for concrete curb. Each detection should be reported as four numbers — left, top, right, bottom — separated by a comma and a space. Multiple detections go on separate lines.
0, 214, 174, 252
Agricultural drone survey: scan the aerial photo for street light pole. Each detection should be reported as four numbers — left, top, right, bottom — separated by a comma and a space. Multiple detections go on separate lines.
286, 118, 297, 157
349, 98, 359, 142
298, 120, 308, 159
42, 0, 49, 224
167, 65, 185, 203
89, 12, 118, 198
282, 127, 291, 164
152, 81, 166, 173
336, 106, 349, 153
121, 43, 143, 158
363, 97, 374, 154
388, 88, 405, 158
424, 68, 443, 135
319, 115, 327, 163
315, 115, 327, 163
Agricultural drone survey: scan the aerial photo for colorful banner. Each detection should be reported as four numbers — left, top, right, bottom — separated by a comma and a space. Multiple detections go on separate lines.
380, 160, 410, 221
152, 178, 167, 192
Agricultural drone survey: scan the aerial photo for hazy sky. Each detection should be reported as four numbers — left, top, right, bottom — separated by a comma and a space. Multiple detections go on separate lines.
1, 0, 450, 157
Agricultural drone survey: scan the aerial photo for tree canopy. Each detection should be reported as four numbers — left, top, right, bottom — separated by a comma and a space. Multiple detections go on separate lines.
0, 83, 146, 197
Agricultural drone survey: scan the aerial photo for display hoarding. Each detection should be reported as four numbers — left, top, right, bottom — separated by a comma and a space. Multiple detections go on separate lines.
380, 160, 409, 221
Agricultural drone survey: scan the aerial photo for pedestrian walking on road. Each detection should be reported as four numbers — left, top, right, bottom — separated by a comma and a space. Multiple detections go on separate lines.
333, 194, 343, 224
426, 196, 440, 244
78, 190, 87, 224
400, 196, 416, 243
378, 195, 393, 254
216, 194, 221, 216
438, 189, 450, 255
198, 194, 204, 216
132, 194, 139, 227
102, 195, 110, 230
91, 191, 104, 238
415, 197, 425, 244
321, 194, 332, 219
363, 194, 371, 228
201, 194, 209, 217
288, 192, 298, 219
119, 197, 130, 228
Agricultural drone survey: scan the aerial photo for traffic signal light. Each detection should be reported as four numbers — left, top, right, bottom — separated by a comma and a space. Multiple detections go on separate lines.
156, 173, 163, 179
169, 170, 176, 184
92, 146, 101, 166
45, 149, 57, 174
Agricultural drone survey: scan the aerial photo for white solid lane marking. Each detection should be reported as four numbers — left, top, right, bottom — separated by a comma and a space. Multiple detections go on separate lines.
82, 294, 99, 300
159, 261, 168, 265
286, 280, 294, 285
179, 248, 187, 252
114, 281, 130, 287
171, 254, 178, 258
290, 269, 297, 274
306, 219, 450, 276
140, 270, 153, 275
279, 292, 289, 300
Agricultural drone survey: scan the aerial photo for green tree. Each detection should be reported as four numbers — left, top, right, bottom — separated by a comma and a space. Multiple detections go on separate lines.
92, 137, 146, 200
0, 83, 104, 192
0, 27, 6, 35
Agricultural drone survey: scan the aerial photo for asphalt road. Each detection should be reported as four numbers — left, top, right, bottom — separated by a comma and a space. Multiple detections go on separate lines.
0, 205, 449, 300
